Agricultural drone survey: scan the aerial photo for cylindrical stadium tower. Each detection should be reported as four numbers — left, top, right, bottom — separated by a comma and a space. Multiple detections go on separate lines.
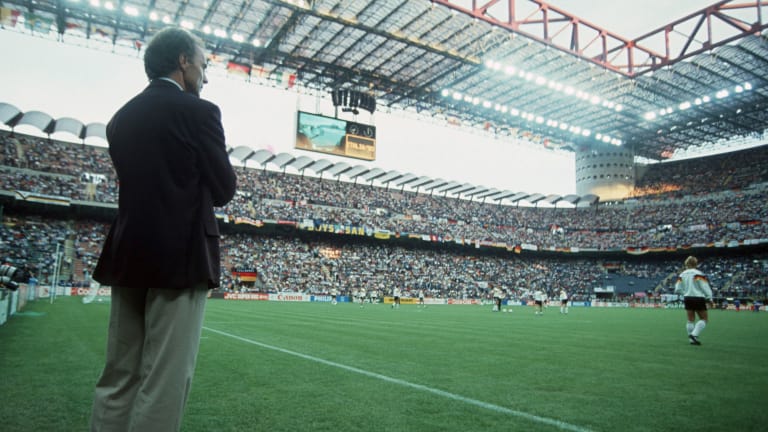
575, 143, 635, 201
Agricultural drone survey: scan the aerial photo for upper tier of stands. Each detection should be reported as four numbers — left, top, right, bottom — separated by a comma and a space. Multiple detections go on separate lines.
2, 131, 767, 251
632, 146, 768, 198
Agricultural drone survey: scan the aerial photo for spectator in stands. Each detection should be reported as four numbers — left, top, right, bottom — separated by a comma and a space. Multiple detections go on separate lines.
674, 256, 714, 346
89, 27, 237, 432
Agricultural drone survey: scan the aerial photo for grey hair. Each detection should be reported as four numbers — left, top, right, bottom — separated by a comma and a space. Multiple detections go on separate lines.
143, 27, 203, 80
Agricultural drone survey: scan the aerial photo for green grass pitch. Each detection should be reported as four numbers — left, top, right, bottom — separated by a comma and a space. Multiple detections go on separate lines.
1, 297, 767, 431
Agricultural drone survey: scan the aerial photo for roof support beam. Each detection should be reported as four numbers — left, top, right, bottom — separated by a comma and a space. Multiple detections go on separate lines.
432, 0, 768, 76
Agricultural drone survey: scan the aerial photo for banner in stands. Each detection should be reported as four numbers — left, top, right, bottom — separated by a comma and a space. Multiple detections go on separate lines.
234, 217, 263, 227
15, 190, 71, 206
231, 268, 258, 282
302, 223, 368, 236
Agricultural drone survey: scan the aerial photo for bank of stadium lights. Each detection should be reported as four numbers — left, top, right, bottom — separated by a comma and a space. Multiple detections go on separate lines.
80, 1, 252, 47
643, 82, 753, 121
284, 0, 313, 8
440, 89, 623, 146
483, 60, 624, 113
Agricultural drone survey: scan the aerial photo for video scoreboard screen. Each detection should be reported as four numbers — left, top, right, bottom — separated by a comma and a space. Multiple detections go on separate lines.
295, 111, 376, 161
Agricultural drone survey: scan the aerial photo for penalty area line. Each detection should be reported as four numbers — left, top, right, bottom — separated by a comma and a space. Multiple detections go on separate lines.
203, 326, 592, 432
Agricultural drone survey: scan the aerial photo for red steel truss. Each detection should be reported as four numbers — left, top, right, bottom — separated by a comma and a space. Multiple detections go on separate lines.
431, 0, 768, 76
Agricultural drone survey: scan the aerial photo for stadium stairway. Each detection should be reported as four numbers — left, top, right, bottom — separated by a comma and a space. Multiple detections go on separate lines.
60, 229, 75, 283
654, 272, 678, 293
720, 271, 745, 293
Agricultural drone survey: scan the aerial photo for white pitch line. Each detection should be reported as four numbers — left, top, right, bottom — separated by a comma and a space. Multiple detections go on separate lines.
203, 326, 592, 432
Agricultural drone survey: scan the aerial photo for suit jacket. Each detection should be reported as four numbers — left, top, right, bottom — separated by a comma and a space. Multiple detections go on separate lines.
93, 79, 237, 289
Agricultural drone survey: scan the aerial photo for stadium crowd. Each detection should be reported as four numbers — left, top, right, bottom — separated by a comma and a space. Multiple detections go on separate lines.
631, 145, 768, 198
1, 130, 767, 302
1, 214, 766, 302
2, 131, 768, 251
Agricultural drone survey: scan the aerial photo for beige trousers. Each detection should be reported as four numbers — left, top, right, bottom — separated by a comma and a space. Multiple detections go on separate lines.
90, 284, 208, 432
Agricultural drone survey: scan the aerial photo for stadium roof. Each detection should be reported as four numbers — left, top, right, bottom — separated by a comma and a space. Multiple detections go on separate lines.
224, 145, 594, 206
2, 0, 767, 161
0, 102, 107, 141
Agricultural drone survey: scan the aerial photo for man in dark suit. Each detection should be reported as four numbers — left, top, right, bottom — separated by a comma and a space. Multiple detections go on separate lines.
90, 27, 237, 432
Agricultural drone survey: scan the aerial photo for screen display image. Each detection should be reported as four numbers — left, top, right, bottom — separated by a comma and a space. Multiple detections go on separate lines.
296, 111, 376, 161
297, 112, 347, 152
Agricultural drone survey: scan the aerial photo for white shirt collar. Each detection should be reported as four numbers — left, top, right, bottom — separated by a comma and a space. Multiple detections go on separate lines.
157, 77, 184, 91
